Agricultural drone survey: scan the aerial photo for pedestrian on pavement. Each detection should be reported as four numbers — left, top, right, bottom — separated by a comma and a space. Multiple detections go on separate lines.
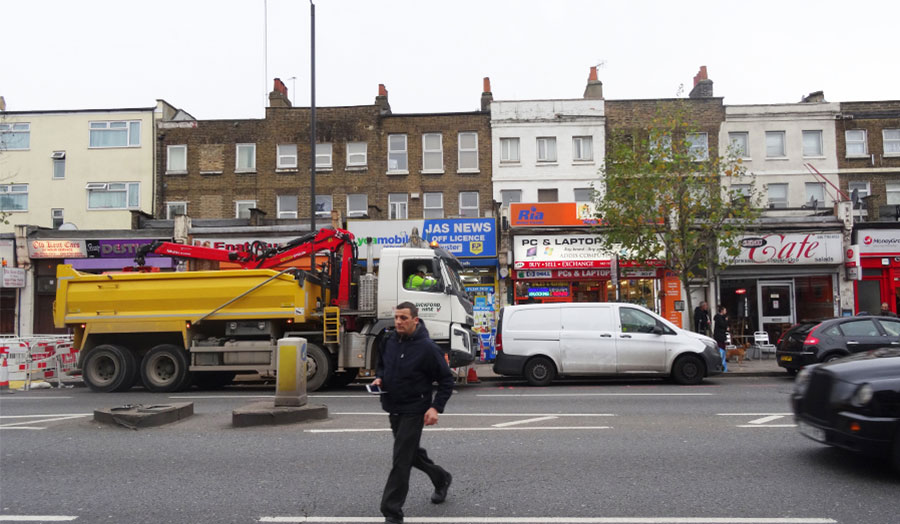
693, 301, 710, 335
373, 301, 454, 524
713, 305, 729, 351
880, 302, 897, 317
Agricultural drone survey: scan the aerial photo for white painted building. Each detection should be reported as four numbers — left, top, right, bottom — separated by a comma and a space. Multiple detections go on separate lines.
721, 95, 841, 212
490, 70, 606, 207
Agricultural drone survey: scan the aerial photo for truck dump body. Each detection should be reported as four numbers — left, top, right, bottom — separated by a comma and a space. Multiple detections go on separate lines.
55, 265, 315, 328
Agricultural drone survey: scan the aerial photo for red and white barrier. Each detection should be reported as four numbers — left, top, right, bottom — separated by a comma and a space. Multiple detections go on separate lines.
0, 336, 78, 389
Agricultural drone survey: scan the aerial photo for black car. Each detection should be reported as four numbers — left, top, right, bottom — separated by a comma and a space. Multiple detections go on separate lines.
791, 347, 900, 472
776, 316, 900, 375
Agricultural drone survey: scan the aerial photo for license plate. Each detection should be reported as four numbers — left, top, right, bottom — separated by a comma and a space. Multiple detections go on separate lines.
798, 421, 826, 442
780, 355, 793, 362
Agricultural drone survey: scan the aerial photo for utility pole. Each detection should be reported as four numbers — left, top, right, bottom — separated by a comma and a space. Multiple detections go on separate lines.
309, 0, 317, 278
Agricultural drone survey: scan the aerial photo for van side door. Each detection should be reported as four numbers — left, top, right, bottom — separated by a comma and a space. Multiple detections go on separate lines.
559, 305, 616, 373
615, 306, 668, 372
505, 307, 561, 361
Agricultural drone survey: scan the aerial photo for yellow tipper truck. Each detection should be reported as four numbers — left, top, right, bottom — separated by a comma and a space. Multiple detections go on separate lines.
54, 228, 477, 393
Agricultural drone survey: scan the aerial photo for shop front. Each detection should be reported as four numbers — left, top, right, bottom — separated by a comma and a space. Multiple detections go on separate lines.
718, 231, 844, 347
848, 227, 900, 315
1, 238, 23, 333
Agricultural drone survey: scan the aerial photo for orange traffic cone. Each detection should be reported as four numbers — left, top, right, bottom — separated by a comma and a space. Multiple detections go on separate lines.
0, 357, 10, 393
466, 366, 479, 384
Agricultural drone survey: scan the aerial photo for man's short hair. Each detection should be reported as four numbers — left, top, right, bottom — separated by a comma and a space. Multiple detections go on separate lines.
396, 301, 419, 318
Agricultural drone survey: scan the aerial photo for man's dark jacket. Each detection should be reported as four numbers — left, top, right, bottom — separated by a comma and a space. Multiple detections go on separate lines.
376, 322, 454, 415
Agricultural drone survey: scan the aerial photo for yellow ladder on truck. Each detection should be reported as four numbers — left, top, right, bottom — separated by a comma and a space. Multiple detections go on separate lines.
323, 306, 340, 344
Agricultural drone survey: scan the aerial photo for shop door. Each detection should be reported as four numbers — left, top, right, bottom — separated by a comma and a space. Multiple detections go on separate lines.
758, 280, 795, 341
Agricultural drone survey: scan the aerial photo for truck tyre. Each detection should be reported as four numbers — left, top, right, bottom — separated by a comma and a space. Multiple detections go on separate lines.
328, 368, 360, 388
671, 354, 705, 385
524, 356, 556, 387
193, 371, 236, 390
82, 344, 137, 393
141, 344, 192, 393
306, 342, 332, 392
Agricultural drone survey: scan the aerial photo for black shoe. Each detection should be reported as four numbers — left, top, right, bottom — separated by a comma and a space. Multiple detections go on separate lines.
431, 472, 452, 504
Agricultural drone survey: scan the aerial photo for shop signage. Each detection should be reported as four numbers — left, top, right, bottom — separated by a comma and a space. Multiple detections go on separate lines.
724, 233, 843, 265
1, 267, 26, 288
84, 239, 165, 258
28, 239, 87, 259
856, 229, 900, 255
509, 202, 599, 227
514, 268, 657, 280
529, 286, 570, 298
191, 236, 300, 253
423, 218, 497, 257
513, 234, 612, 269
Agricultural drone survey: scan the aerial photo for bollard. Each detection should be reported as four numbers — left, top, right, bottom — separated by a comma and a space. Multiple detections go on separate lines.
275, 337, 307, 407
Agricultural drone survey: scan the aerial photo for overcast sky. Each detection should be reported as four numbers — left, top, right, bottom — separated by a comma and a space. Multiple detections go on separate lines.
4, 0, 899, 120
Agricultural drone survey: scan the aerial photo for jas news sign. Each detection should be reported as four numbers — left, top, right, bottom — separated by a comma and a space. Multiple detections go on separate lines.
725, 233, 843, 265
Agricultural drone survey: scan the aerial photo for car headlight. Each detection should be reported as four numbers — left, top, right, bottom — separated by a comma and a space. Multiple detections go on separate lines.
851, 383, 873, 407
794, 367, 811, 394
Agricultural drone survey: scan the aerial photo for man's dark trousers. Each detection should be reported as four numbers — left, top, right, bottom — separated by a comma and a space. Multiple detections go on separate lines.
381, 413, 449, 521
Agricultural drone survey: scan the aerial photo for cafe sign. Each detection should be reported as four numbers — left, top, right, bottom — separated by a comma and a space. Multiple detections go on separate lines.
724, 233, 843, 265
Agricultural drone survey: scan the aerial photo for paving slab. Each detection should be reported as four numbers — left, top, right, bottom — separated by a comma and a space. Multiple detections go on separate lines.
94, 402, 194, 429
232, 401, 328, 428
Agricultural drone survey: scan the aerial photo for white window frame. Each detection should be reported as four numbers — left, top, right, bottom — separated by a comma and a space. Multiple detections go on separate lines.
767, 183, 788, 209
802, 130, 824, 158
89, 120, 141, 148
883, 129, 900, 157
728, 131, 750, 158
848, 181, 870, 215
51, 208, 64, 228
422, 133, 443, 173
316, 143, 333, 171
347, 142, 367, 169
765, 131, 786, 158
277, 144, 298, 170
347, 193, 368, 217
499, 137, 520, 163
235, 143, 256, 172
167, 145, 187, 174
389, 193, 408, 220
387, 134, 408, 174
500, 189, 522, 207
536, 137, 557, 163
52, 151, 66, 180
86, 182, 140, 210
649, 134, 672, 162
459, 191, 479, 218
538, 188, 558, 203
315, 195, 333, 217
423, 192, 444, 218
277, 195, 298, 219
235, 200, 256, 219
574, 188, 592, 202
886, 182, 900, 206
458, 132, 479, 172
731, 184, 752, 197
165, 201, 187, 219
804, 182, 825, 207
0, 184, 28, 212
845, 130, 867, 158
686, 133, 709, 161
0, 122, 30, 150
572, 136, 594, 162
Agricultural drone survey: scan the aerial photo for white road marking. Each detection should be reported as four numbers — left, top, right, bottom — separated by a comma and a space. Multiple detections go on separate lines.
0, 516, 78, 522
0, 396, 73, 400
716, 413, 792, 416
0, 414, 90, 429
492, 416, 558, 428
258, 516, 838, 523
330, 412, 615, 417
169, 395, 275, 399
305, 426, 612, 433
748, 415, 786, 425
0, 414, 92, 418
737, 425, 798, 428
716, 413, 796, 429
478, 393, 714, 397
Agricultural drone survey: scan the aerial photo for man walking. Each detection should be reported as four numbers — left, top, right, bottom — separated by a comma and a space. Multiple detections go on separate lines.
694, 301, 710, 335
372, 301, 454, 524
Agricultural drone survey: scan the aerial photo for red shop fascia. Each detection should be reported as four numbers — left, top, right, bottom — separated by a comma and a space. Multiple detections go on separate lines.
849, 226, 900, 313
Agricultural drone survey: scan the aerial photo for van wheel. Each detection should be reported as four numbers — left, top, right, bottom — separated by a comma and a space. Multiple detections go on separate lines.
140, 344, 192, 393
306, 343, 332, 392
82, 344, 137, 393
671, 355, 704, 385
524, 357, 555, 387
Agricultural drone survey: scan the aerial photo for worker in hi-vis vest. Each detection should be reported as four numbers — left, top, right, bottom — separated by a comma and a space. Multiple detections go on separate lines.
406, 265, 437, 290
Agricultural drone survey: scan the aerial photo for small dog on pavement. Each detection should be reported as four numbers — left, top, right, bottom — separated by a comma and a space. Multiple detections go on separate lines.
725, 343, 749, 365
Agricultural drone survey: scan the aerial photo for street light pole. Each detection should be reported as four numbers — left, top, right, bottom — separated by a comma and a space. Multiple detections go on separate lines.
309, 0, 317, 280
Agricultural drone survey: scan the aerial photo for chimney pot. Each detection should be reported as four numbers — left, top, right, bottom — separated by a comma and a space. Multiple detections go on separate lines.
378, 84, 388, 97
481, 77, 494, 112
583, 66, 603, 100
589, 66, 598, 82
483, 77, 491, 93
689, 66, 713, 98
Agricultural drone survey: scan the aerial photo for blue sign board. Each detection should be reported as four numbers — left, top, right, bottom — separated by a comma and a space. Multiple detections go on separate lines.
423, 218, 497, 258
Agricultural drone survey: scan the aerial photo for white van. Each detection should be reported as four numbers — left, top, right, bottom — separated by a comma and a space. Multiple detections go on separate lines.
493, 302, 723, 386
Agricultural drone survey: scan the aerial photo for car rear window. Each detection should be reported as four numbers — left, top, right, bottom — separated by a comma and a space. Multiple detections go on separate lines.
839, 319, 879, 337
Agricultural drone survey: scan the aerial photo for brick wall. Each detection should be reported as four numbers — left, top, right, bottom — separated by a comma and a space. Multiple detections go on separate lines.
605, 97, 726, 155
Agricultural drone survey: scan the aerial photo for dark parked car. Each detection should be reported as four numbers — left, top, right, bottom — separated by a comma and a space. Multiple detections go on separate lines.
776, 316, 900, 375
791, 347, 900, 472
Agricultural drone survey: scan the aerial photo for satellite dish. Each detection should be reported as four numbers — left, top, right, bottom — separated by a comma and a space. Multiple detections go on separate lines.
58, 222, 78, 231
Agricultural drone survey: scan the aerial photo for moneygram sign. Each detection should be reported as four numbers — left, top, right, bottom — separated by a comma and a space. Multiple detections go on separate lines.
857, 229, 900, 255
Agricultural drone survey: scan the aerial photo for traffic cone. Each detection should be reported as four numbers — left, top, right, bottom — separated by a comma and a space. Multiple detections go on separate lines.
0, 357, 10, 393
466, 366, 479, 384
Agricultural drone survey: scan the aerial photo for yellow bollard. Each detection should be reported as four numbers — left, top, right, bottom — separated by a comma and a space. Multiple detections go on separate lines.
275, 337, 307, 407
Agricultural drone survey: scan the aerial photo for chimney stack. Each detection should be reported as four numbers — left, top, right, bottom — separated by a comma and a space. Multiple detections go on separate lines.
688, 66, 714, 98
268, 78, 292, 108
375, 84, 391, 115
583, 66, 604, 99
801, 91, 826, 103
481, 77, 493, 112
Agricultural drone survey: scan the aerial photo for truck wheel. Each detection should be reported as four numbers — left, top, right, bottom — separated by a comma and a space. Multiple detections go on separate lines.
671, 354, 705, 385
82, 344, 137, 393
524, 356, 556, 387
141, 344, 192, 393
328, 368, 360, 388
193, 372, 236, 390
306, 343, 332, 392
